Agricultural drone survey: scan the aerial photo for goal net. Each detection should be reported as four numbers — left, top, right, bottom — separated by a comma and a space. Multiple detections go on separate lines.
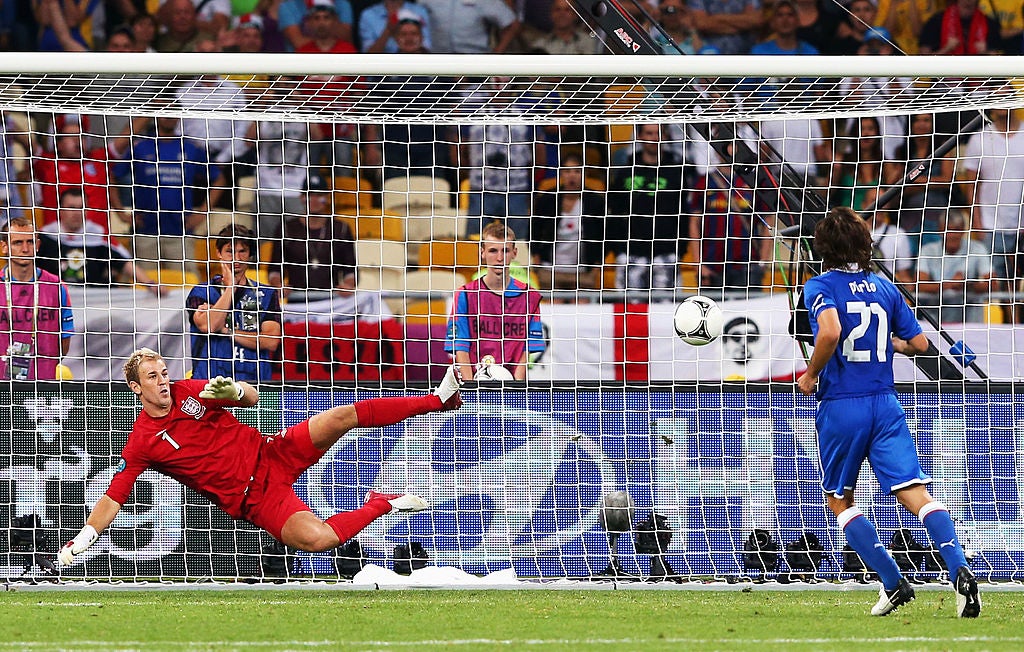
1, 54, 1022, 584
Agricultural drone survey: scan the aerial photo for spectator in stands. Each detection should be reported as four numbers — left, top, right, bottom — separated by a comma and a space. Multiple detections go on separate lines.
919, 0, 1001, 54
532, 0, 600, 55
245, 100, 322, 240
916, 208, 993, 323
130, 12, 158, 52
606, 123, 689, 297
836, 28, 912, 164
753, 0, 818, 55
367, 19, 455, 187
758, 117, 830, 186
0, 216, 73, 381
687, 0, 764, 54
0, 112, 30, 223
297, 0, 356, 52
745, 0, 819, 105
372, 23, 455, 184
418, 0, 521, 53
530, 152, 606, 292
793, 0, 839, 54
278, 0, 354, 52
221, 13, 265, 54
175, 40, 252, 198
1, 2, 39, 51
987, 0, 1024, 53
884, 112, 958, 252
446, 221, 544, 381
691, 151, 766, 290
652, 0, 703, 55
875, 0, 937, 54
829, 0, 877, 55
832, 115, 884, 212
360, 0, 432, 52
959, 107, 1024, 286
458, 77, 540, 239
34, 0, 104, 52
156, 0, 215, 52
186, 224, 282, 382
867, 208, 916, 286
268, 171, 356, 297
32, 114, 126, 234
111, 115, 228, 271
37, 188, 162, 294
157, 0, 230, 36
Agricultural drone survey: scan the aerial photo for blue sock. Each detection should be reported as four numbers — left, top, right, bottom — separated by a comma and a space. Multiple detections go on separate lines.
839, 506, 903, 590
919, 501, 967, 576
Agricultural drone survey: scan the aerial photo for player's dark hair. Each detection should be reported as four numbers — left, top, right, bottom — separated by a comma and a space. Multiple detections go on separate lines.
215, 224, 257, 256
814, 206, 873, 272
59, 187, 85, 206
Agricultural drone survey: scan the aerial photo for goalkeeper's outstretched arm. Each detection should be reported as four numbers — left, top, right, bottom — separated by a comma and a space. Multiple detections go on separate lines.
58, 495, 122, 566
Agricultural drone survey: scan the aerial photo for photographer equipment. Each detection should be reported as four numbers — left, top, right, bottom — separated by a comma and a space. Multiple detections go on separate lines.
7, 514, 57, 580
784, 531, 823, 582
393, 542, 428, 575
334, 539, 365, 579
890, 528, 945, 583
597, 491, 634, 578
742, 529, 779, 576
260, 540, 297, 580
841, 544, 874, 583
634, 512, 677, 581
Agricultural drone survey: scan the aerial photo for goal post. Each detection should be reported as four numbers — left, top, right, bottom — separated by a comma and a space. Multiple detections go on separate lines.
1, 54, 1023, 584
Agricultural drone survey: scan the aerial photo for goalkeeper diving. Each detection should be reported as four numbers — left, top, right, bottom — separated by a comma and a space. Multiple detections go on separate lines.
59, 348, 465, 567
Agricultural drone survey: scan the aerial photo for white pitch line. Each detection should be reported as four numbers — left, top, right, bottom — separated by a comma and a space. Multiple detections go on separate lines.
0, 637, 1019, 649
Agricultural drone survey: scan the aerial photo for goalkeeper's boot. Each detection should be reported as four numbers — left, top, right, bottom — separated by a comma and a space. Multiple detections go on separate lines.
954, 566, 981, 618
870, 577, 915, 616
365, 491, 430, 513
432, 364, 464, 411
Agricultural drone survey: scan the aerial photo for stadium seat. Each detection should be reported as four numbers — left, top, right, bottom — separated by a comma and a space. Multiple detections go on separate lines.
356, 238, 407, 270
418, 240, 480, 278
382, 175, 453, 214
403, 269, 466, 325
334, 176, 375, 213
404, 209, 465, 244
535, 175, 606, 193
153, 267, 200, 288
235, 175, 256, 211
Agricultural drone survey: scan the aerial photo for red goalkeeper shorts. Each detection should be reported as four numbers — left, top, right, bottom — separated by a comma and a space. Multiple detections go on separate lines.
240, 420, 326, 541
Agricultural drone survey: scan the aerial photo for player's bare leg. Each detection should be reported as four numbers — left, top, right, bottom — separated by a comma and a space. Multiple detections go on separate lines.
279, 493, 430, 552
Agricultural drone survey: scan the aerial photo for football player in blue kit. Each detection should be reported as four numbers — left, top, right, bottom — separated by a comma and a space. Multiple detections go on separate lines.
797, 207, 980, 618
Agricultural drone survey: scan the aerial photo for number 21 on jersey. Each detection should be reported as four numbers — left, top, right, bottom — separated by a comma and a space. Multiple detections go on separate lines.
842, 301, 889, 363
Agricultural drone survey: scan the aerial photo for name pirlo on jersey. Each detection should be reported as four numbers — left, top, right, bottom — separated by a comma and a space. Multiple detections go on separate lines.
849, 279, 878, 294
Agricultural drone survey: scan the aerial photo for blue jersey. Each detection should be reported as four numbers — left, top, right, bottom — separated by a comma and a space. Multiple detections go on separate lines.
186, 278, 281, 382
114, 137, 220, 236
804, 268, 922, 400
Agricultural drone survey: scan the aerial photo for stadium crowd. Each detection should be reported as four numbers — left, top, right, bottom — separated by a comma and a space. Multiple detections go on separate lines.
0, 0, 1021, 383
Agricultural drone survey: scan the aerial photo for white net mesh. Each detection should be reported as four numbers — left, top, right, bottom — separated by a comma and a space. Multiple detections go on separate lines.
0, 55, 1021, 584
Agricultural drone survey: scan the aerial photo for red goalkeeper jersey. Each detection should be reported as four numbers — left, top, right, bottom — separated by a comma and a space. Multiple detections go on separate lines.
106, 380, 266, 518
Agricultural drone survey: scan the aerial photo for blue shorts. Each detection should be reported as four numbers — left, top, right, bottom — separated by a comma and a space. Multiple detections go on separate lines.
816, 393, 930, 498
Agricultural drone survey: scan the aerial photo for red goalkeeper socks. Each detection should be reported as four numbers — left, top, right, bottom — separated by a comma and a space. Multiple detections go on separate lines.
354, 395, 442, 428
326, 502, 390, 545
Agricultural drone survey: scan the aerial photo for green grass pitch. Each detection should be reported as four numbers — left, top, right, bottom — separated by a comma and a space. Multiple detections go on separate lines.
0, 587, 1021, 651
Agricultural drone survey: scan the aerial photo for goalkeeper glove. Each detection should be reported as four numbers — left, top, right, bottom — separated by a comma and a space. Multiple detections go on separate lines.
199, 376, 244, 401
58, 525, 98, 567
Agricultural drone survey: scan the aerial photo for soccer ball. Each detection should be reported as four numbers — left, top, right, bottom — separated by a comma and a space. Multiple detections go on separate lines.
673, 296, 724, 346
475, 356, 515, 381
